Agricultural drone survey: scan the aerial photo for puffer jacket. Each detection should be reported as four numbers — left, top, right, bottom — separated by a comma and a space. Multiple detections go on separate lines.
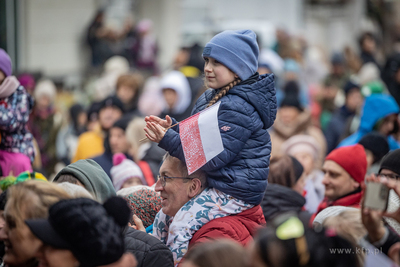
159, 73, 276, 205
188, 205, 265, 248
339, 94, 400, 150
0, 84, 35, 162
124, 227, 173, 267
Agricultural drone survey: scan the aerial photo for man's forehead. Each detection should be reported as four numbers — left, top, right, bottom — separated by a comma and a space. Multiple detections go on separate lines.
160, 158, 181, 174
323, 160, 346, 174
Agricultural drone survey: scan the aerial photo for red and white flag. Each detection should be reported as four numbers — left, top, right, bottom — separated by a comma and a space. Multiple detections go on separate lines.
180, 102, 224, 174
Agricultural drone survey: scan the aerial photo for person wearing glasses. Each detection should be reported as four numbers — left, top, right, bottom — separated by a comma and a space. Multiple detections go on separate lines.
153, 153, 265, 263
377, 149, 400, 181
375, 149, 400, 236
361, 148, 400, 258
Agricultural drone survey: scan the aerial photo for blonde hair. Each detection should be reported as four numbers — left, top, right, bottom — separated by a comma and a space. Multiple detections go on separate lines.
323, 209, 366, 266
116, 73, 144, 92
125, 117, 147, 161
6, 180, 71, 228
207, 78, 241, 107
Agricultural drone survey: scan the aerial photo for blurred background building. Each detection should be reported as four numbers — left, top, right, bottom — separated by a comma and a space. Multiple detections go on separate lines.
3, 0, 400, 179
1, 0, 400, 81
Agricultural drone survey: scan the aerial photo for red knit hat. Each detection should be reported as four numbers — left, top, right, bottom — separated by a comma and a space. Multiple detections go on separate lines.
325, 144, 367, 184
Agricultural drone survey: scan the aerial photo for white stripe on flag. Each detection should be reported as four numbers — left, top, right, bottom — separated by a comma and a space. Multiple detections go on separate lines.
198, 101, 224, 162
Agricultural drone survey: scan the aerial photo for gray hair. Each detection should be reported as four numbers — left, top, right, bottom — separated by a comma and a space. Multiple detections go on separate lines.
163, 153, 208, 188
56, 182, 94, 199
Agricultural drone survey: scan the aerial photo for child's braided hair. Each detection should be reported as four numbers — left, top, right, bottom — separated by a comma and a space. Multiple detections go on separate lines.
207, 78, 241, 107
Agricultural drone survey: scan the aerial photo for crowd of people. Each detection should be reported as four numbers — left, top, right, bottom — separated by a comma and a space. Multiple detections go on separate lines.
1, 18, 400, 266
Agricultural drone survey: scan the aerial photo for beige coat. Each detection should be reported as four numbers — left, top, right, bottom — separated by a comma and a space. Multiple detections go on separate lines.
270, 109, 327, 167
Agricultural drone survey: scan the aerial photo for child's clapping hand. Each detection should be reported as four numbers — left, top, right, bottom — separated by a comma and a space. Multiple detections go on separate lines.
145, 115, 172, 128
144, 120, 167, 143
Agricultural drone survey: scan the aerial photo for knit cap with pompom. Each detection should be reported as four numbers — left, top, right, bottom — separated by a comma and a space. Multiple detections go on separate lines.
111, 153, 146, 191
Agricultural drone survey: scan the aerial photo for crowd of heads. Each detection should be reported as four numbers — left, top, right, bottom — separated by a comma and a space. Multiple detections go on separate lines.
2, 10, 400, 266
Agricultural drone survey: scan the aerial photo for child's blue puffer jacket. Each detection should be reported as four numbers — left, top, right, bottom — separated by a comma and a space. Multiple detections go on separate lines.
159, 73, 277, 205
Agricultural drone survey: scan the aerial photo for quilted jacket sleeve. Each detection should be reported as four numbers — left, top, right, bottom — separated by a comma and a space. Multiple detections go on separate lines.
124, 228, 174, 267
159, 98, 254, 171
142, 242, 174, 267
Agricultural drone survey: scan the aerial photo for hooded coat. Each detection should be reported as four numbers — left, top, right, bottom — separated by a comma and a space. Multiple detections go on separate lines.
159, 71, 192, 122
159, 73, 277, 205
53, 159, 116, 203
338, 94, 400, 150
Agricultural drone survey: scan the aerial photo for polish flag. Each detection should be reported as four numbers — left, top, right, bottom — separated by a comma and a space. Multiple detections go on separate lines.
180, 102, 224, 174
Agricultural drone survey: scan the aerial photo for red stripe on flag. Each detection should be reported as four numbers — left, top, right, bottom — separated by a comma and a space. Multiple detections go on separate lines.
180, 112, 206, 174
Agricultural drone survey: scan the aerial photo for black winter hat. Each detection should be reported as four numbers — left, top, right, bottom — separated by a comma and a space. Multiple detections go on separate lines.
379, 149, 400, 175
25, 197, 131, 267
331, 52, 345, 65
283, 81, 300, 95
280, 94, 303, 111
358, 132, 389, 164
87, 101, 102, 122
100, 96, 125, 114
111, 116, 132, 132
343, 80, 361, 96
290, 156, 304, 182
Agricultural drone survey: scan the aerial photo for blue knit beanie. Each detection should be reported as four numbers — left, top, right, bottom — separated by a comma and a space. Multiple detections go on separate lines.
202, 30, 259, 81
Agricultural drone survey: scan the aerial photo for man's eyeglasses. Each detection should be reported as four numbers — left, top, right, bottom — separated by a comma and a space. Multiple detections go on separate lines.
375, 173, 400, 180
157, 175, 196, 187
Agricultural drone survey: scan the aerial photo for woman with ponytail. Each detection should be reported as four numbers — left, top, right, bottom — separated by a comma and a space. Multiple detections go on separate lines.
144, 30, 277, 264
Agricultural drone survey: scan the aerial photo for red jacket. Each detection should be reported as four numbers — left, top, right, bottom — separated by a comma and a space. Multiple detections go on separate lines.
188, 205, 266, 248
311, 190, 363, 222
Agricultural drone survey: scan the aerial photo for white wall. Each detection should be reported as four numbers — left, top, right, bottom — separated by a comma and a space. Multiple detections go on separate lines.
19, 0, 181, 76
19, 0, 98, 76
181, 0, 304, 48
137, 0, 182, 72
17, 0, 368, 77
303, 1, 365, 53
180, 0, 366, 56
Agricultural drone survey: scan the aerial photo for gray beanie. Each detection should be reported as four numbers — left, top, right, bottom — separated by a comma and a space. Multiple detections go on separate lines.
202, 30, 259, 81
